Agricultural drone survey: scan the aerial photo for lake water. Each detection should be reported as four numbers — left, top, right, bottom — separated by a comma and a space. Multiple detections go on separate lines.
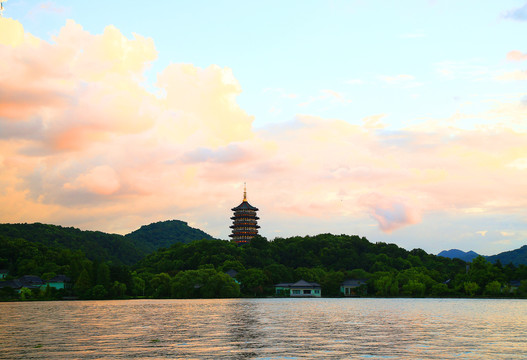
0, 298, 526, 359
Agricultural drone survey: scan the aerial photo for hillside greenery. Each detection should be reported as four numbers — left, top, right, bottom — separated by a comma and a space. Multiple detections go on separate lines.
0, 223, 144, 265
125, 220, 216, 254
1, 223, 526, 301
486, 245, 527, 266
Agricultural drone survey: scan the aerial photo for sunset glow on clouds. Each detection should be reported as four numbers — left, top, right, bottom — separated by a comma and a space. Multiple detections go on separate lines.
1, 1, 526, 255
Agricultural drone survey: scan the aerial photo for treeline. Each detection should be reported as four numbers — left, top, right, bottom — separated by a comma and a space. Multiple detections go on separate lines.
0, 223, 144, 265
133, 235, 527, 298
2, 233, 527, 300
0, 221, 217, 266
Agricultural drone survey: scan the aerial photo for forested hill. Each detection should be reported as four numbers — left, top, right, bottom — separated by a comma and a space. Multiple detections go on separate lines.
0, 223, 144, 265
486, 245, 527, 266
0, 220, 215, 267
125, 220, 216, 254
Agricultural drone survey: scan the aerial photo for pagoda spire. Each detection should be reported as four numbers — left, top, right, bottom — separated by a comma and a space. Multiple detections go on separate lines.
243, 182, 247, 201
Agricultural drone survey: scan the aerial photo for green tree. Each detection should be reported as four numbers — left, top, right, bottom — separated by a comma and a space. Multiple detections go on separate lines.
517, 280, 527, 297
96, 263, 111, 289
109, 281, 127, 298
151, 273, 171, 298
19, 287, 32, 300
74, 268, 92, 298
320, 271, 345, 297
374, 274, 399, 296
402, 280, 426, 297
91, 284, 108, 299
237, 268, 269, 296
201, 271, 240, 298
464, 281, 479, 296
430, 283, 449, 296
171, 270, 203, 298
484, 281, 502, 296
132, 275, 146, 297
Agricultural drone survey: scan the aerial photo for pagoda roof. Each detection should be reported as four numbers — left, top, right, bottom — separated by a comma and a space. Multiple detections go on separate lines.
231, 200, 258, 211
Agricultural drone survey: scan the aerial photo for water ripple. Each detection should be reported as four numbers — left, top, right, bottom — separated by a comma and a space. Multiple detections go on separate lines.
1, 298, 526, 359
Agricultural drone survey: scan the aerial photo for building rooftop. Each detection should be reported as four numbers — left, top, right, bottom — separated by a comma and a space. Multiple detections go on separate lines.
341, 279, 368, 287
274, 280, 321, 288
231, 200, 259, 211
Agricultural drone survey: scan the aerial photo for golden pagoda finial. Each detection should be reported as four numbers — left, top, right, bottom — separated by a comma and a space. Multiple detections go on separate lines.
243, 182, 247, 201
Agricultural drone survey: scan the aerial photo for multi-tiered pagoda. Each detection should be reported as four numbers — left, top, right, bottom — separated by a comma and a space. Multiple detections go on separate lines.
229, 184, 260, 245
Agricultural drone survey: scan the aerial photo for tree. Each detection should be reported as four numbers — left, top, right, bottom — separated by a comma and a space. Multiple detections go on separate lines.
320, 271, 345, 297
150, 273, 171, 298
374, 274, 399, 296
19, 287, 32, 300
464, 281, 479, 296
96, 263, 111, 289
484, 281, 502, 296
91, 284, 108, 299
237, 269, 269, 296
201, 271, 240, 298
109, 281, 127, 298
402, 280, 426, 297
132, 275, 146, 297
74, 268, 92, 298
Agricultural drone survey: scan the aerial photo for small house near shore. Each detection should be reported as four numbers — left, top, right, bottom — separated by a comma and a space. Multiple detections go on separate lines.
340, 279, 368, 297
274, 280, 321, 297
0, 274, 71, 292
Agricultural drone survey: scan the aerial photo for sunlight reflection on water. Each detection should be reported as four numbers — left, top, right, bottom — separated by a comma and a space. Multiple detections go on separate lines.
0, 298, 526, 359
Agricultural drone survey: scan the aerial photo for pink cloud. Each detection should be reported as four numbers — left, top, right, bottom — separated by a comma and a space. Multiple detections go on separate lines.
1, 18, 527, 240
359, 194, 421, 233
506, 50, 527, 61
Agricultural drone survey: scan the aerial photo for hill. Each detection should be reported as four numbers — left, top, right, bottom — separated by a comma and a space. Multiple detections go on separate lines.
0, 223, 144, 265
486, 245, 527, 266
438, 249, 479, 262
125, 220, 216, 254
0, 220, 215, 268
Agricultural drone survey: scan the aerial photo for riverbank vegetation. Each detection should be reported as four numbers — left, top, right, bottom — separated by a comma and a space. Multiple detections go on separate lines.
1, 226, 526, 300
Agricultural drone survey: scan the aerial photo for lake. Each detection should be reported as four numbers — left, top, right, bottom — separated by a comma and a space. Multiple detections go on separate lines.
0, 298, 526, 359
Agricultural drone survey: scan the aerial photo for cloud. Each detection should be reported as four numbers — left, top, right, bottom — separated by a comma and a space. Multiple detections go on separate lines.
1, 17, 527, 242
435, 60, 490, 81
506, 50, 527, 61
503, 3, 527, 21
500, 231, 515, 237
377, 74, 422, 88
360, 194, 421, 233
496, 70, 527, 81
476, 231, 487, 236
378, 74, 415, 84
65, 165, 121, 196
298, 89, 352, 107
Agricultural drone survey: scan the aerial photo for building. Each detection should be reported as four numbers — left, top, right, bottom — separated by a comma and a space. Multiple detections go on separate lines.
340, 279, 368, 297
274, 280, 322, 297
0, 274, 71, 292
229, 184, 260, 245
46, 275, 72, 290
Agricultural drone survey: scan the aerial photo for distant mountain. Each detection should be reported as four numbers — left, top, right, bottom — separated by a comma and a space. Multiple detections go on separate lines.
125, 220, 216, 254
0, 223, 144, 265
438, 249, 479, 262
486, 245, 527, 266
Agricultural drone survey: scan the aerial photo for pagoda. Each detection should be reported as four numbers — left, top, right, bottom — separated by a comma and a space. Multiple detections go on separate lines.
229, 184, 260, 245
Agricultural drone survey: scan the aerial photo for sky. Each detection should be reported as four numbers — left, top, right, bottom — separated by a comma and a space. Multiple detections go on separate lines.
0, 0, 526, 255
